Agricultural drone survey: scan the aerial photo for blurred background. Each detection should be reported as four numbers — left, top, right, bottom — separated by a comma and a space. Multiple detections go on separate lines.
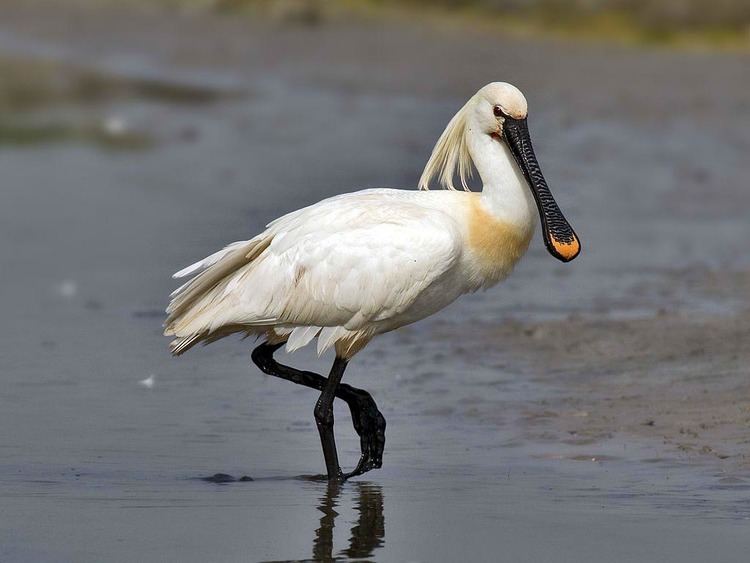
1, 1, 749, 562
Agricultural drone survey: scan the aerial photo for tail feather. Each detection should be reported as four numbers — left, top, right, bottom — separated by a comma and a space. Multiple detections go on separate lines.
164, 236, 273, 355
173, 240, 250, 279
169, 333, 204, 356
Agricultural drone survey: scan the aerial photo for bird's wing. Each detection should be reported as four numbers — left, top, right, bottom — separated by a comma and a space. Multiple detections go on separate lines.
166, 189, 463, 354
232, 190, 463, 325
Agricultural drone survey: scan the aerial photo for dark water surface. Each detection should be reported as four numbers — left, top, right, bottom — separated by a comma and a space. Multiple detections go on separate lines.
1, 8, 749, 562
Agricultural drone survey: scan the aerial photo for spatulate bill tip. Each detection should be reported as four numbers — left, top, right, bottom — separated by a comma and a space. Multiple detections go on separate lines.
546, 231, 581, 262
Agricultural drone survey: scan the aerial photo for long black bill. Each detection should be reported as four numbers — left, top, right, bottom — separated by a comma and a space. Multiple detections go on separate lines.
503, 117, 581, 263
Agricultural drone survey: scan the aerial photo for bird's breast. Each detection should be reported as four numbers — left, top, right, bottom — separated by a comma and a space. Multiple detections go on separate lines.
464, 196, 534, 288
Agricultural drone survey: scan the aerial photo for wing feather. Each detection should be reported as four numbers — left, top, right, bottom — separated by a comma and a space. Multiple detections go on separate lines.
165, 189, 463, 354
238, 196, 462, 329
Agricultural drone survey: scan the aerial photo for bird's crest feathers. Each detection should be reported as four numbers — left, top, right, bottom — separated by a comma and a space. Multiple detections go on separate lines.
418, 96, 475, 191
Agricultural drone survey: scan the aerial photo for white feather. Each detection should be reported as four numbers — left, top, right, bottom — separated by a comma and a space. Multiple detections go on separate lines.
173, 240, 249, 279
286, 326, 321, 352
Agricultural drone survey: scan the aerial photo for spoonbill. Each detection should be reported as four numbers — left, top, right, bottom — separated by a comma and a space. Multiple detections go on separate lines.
165, 82, 580, 482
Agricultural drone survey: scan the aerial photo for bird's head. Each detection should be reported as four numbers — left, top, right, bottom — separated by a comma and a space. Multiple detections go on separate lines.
468, 82, 528, 135
419, 82, 580, 263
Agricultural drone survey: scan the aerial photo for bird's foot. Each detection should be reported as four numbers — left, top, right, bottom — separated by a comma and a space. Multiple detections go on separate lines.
344, 390, 386, 478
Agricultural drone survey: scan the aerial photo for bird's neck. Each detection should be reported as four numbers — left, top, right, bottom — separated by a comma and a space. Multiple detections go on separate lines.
467, 132, 536, 230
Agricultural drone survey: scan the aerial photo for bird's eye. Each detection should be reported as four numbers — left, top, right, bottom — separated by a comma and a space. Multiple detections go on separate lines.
493, 105, 504, 118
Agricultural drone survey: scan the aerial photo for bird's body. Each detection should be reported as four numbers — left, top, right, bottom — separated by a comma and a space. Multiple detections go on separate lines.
166, 187, 534, 358
166, 82, 580, 481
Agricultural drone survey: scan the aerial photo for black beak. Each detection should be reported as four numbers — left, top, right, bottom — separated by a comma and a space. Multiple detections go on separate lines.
503, 117, 581, 263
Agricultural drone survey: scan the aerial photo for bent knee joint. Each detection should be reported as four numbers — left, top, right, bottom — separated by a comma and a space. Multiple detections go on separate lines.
251, 348, 275, 373
314, 404, 334, 428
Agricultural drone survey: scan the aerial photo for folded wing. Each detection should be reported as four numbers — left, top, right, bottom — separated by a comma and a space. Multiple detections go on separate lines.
165, 189, 462, 356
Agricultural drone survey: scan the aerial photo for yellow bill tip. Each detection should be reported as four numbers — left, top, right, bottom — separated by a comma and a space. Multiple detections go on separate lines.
549, 234, 581, 263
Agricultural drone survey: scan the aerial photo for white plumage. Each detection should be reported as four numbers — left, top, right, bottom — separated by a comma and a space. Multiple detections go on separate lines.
165, 82, 579, 360
166, 190, 469, 356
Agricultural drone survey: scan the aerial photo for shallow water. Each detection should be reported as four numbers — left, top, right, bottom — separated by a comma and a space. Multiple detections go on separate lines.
1, 7, 750, 562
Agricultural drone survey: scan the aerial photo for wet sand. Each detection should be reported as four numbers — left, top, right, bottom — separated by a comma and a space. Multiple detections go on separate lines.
1, 3, 749, 561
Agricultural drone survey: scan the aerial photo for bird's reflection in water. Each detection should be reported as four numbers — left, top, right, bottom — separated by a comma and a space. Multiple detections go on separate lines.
312, 481, 385, 562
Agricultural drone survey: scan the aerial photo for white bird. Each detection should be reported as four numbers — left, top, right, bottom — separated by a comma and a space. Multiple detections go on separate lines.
165, 82, 580, 481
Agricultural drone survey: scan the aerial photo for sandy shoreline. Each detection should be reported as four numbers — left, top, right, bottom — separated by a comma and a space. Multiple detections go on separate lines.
467, 308, 750, 468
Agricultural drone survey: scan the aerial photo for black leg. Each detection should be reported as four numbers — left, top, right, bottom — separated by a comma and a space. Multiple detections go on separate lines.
314, 357, 347, 480
251, 342, 386, 478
